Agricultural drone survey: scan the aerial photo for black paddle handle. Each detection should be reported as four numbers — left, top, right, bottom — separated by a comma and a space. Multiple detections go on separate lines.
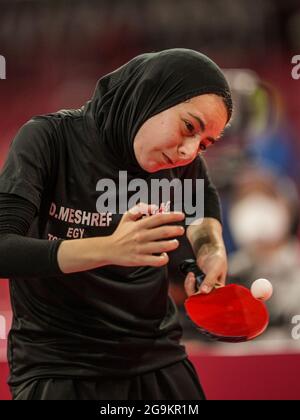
179, 259, 206, 287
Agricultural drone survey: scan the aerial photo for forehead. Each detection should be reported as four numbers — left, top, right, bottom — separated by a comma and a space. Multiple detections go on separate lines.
179, 94, 228, 130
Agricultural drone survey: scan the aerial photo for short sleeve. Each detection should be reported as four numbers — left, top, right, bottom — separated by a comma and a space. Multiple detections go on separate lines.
0, 118, 55, 210
199, 156, 223, 224
178, 156, 222, 225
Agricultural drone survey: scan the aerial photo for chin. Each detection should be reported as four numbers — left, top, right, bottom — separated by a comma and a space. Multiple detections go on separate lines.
145, 166, 161, 173
140, 160, 163, 173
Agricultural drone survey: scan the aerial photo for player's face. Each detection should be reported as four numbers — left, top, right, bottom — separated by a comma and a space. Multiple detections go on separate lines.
133, 94, 228, 173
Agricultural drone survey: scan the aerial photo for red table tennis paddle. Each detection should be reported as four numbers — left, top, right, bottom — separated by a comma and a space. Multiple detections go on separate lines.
180, 259, 269, 343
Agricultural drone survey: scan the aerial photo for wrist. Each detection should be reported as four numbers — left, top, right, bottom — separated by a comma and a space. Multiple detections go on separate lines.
196, 242, 225, 259
187, 218, 225, 260
90, 236, 114, 267
57, 236, 114, 274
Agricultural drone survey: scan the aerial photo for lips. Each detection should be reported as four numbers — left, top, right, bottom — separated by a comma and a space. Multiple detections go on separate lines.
162, 153, 174, 165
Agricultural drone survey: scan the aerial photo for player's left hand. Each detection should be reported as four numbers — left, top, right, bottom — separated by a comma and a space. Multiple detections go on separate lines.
184, 245, 227, 297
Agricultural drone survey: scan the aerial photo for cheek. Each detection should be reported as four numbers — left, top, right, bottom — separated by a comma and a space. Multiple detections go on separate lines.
152, 137, 170, 151
155, 128, 180, 151
144, 130, 175, 153
136, 115, 180, 157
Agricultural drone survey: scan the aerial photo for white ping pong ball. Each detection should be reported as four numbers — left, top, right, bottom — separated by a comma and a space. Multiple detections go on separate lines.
251, 279, 273, 301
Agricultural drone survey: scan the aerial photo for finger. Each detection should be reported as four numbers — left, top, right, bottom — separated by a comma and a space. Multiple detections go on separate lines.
141, 212, 185, 229
140, 239, 180, 255
137, 252, 170, 267
184, 272, 197, 297
213, 270, 226, 288
199, 272, 220, 294
220, 272, 227, 286
142, 225, 185, 242
126, 203, 158, 221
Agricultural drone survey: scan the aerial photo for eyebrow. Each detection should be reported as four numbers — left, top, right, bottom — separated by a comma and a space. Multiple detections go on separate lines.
187, 112, 206, 132
187, 112, 222, 143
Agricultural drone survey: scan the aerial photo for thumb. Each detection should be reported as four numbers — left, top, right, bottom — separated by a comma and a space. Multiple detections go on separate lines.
184, 272, 197, 297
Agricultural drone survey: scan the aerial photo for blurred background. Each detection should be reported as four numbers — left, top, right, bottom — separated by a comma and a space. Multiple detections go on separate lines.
1, 0, 300, 400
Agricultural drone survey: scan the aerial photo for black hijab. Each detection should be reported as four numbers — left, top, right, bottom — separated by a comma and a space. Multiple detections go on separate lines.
83, 48, 232, 176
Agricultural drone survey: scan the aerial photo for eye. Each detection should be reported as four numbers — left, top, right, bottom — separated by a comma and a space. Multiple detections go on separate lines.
198, 138, 217, 154
199, 143, 207, 153
184, 120, 195, 134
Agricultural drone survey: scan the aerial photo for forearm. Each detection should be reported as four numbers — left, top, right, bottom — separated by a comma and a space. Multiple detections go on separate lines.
57, 236, 112, 274
185, 218, 228, 293
186, 217, 226, 260
0, 234, 63, 278
0, 193, 113, 277
0, 193, 63, 278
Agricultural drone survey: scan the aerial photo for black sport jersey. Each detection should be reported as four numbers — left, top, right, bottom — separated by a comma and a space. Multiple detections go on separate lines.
0, 49, 230, 386
0, 109, 221, 386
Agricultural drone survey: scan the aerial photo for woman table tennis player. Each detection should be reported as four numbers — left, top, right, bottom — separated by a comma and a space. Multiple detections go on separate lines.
0, 49, 232, 400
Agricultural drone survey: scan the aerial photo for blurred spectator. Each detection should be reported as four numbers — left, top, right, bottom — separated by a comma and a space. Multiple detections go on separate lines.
206, 69, 300, 254
228, 168, 300, 339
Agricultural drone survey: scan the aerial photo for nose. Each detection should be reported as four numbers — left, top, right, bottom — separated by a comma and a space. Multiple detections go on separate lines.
177, 137, 199, 162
